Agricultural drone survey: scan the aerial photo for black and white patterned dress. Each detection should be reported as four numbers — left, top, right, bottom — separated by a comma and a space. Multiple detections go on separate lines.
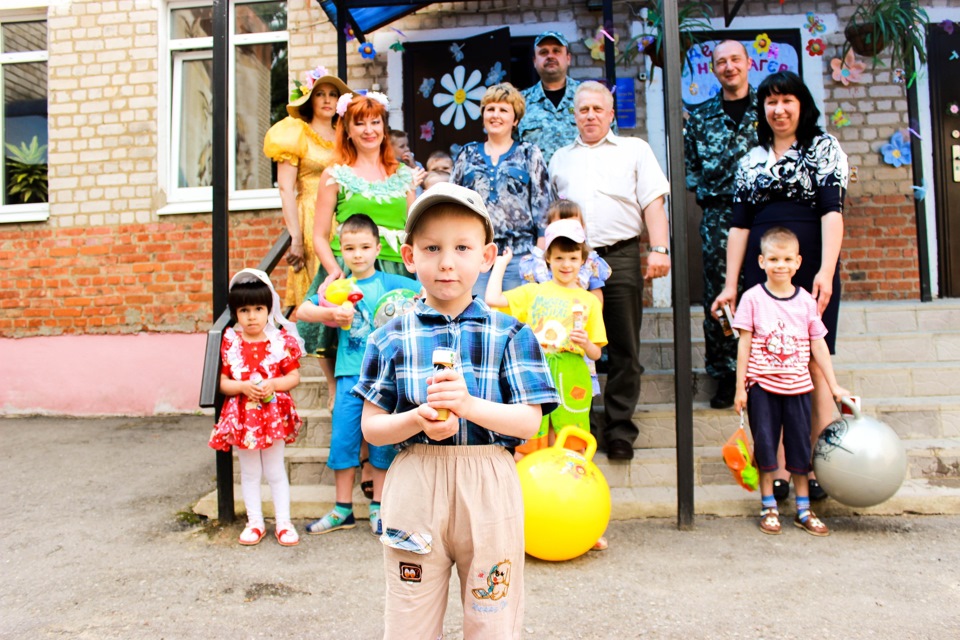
731, 133, 848, 352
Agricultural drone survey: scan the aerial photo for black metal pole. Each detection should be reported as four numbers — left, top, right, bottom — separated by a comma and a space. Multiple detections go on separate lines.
661, 0, 695, 529
602, 0, 617, 110
212, 0, 234, 524
905, 22, 930, 301
337, 0, 348, 82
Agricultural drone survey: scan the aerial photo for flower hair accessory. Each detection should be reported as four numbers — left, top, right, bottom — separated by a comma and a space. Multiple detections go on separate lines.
290, 65, 332, 101
335, 91, 390, 117
336, 93, 355, 117
366, 91, 390, 109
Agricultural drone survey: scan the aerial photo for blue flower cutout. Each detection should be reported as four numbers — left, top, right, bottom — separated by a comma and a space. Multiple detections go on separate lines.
486, 62, 506, 86
881, 130, 911, 168
359, 42, 376, 60
419, 77, 435, 99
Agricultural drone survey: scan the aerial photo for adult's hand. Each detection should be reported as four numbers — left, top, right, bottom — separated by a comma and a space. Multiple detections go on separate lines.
410, 166, 427, 188
286, 240, 305, 271
644, 252, 671, 280
811, 269, 833, 316
712, 284, 738, 317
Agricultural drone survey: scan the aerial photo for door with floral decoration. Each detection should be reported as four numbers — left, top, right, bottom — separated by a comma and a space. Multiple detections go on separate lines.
402, 28, 511, 162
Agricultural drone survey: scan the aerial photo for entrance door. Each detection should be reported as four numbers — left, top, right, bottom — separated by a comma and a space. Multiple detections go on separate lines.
402, 28, 511, 161
929, 26, 960, 297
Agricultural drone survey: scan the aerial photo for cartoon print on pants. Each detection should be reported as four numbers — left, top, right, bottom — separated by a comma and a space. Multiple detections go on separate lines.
471, 560, 511, 600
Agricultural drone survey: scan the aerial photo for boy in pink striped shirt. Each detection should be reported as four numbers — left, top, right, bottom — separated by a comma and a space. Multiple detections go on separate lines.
732, 227, 849, 537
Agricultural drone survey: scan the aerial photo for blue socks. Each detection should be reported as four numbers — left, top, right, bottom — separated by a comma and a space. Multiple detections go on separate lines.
796, 496, 811, 521
761, 495, 777, 510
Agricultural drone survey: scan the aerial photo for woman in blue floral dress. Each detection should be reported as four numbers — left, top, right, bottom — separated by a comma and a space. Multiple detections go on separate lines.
451, 83, 553, 294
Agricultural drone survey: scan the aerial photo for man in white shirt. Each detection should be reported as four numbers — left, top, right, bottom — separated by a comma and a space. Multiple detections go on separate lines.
549, 81, 671, 461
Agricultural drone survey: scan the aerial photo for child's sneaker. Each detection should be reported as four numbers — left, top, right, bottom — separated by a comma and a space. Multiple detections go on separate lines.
306, 510, 356, 535
369, 509, 382, 536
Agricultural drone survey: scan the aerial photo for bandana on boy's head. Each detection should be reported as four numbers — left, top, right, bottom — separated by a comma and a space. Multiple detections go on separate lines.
228, 268, 305, 352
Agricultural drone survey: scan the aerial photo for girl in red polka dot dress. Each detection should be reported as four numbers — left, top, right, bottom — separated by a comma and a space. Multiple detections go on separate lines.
209, 269, 304, 546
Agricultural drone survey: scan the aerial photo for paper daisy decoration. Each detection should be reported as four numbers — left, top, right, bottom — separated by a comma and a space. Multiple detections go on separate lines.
432, 65, 485, 130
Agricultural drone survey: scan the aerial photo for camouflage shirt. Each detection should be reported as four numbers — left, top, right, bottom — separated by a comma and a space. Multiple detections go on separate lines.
519, 78, 581, 166
683, 89, 759, 205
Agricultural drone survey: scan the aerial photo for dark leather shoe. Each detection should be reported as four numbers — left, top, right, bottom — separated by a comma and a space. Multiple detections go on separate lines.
773, 478, 790, 501
606, 439, 634, 461
809, 479, 828, 501
710, 376, 736, 409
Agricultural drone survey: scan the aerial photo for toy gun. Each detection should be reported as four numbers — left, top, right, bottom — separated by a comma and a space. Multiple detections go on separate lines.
325, 277, 364, 330
721, 411, 759, 492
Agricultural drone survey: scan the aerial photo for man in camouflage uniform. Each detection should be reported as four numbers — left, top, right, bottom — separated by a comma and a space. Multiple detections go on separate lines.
683, 40, 758, 409
519, 31, 580, 166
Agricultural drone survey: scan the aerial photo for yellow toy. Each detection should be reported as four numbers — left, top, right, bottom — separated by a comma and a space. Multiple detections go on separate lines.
516, 427, 611, 561
324, 277, 364, 330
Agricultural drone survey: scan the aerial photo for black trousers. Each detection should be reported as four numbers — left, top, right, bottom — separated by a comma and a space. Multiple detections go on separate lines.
595, 240, 643, 446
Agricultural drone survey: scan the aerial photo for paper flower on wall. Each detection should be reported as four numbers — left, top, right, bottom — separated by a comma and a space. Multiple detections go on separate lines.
343, 26, 355, 41
881, 130, 911, 167
419, 120, 435, 142
433, 66, 485, 130
753, 33, 771, 55
941, 20, 955, 35
805, 13, 826, 35
768, 44, 780, 60
449, 42, 465, 62
585, 28, 618, 62
830, 50, 866, 86
419, 77, 435, 99
806, 39, 825, 57
390, 40, 405, 53
948, 102, 959, 116
359, 42, 376, 59
486, 62, 506, 86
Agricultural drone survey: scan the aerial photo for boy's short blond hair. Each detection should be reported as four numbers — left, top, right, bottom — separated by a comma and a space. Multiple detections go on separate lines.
760, 226, 800, 255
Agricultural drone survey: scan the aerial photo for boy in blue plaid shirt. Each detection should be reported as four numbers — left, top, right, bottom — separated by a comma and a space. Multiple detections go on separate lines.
354, 183, 558, 639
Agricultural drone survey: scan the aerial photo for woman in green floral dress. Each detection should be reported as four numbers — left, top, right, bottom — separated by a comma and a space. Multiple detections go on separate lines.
298, 92, 423, 389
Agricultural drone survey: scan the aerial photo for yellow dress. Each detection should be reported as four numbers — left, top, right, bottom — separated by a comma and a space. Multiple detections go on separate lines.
263, 116, 335, 308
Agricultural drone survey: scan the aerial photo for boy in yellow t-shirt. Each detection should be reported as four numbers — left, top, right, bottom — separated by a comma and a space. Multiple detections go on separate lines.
486, 218, 607, 455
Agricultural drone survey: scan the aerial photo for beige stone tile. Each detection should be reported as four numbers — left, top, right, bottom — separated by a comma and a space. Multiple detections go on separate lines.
880, 336, 938, 363
865, 309, 918, 333
934, 334, 960, 361
877, 408, 942, 439
912, 367, 960, 396
917, 308, 960, 331
852, 368, 912, 397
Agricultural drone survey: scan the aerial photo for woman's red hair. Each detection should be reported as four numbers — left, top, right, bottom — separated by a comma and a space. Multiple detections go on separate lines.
334, 95, 399, 174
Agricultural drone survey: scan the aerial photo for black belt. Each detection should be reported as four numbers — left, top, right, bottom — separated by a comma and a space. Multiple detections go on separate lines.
595, 236, 639, 257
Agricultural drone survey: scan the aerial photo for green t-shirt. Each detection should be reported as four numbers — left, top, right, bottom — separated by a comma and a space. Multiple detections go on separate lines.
329, 163, 413, 263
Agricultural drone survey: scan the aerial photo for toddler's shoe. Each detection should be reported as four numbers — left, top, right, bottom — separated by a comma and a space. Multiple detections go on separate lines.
306, 510, 356, 535
275, 521, 300, 546
239, 521, 266, 546
759, 507, 781, 535
794, 509, 829, 536
370, 509, 382, 536
808, 479, 828, 501
592, 536, 608, 551
773, 479, 790, 501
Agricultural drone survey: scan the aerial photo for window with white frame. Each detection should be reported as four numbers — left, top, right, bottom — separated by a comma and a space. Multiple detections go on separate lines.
166, 1, 287, 207
0, 18, 48, 221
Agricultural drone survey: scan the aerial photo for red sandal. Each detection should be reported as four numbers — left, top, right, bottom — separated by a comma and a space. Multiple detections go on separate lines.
275, 522, 300, 546
239, 524, 265, 546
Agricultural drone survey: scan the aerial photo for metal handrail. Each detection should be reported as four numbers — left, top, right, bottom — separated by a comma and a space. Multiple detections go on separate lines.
199, 229, 292, 408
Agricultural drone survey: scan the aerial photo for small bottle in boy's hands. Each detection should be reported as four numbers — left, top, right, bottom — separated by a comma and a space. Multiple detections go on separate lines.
431, 348, 457, 420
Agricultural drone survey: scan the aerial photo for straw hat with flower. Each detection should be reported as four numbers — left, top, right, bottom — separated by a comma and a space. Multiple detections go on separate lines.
286, 65, 352, 120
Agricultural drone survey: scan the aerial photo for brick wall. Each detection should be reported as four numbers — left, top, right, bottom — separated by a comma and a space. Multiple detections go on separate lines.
1, 0, 936, 339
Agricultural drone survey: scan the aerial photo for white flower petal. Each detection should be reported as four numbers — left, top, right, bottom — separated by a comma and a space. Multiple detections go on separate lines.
452, 65, 466, 90
466, 86, 487, 101
433, 92, 455, 108
463, 100, 481, 121
440, 102, 457, 126
439, 72, 458, 95
454, 105, 466, 130
463, 69, 482, 92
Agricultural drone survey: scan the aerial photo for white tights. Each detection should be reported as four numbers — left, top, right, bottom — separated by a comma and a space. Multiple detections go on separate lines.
237, 442, 291, 525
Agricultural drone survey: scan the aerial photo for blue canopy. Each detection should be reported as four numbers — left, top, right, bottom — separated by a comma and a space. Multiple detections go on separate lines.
318, 1, 430, 42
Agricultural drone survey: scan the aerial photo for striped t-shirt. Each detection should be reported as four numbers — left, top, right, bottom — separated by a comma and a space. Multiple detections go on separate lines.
732, 283, 828, 395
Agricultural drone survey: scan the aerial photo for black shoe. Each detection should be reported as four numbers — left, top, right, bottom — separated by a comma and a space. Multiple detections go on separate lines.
809, 479, 828, 501
606, 439, 634, 461
710, 376, 736, 409
773, 479, 790, 501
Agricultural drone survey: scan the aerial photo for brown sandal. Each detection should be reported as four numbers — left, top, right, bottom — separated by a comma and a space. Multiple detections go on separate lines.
794, 510, 830, 536
759, 507, 782, 535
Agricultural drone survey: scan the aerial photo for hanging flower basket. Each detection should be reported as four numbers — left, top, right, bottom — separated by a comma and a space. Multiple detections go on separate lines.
843, 23, 886, 57
643, 41, 664, 68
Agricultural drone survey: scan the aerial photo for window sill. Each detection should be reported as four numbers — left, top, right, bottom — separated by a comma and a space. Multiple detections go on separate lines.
0, 205, 50, 224
157, 193, 282, 216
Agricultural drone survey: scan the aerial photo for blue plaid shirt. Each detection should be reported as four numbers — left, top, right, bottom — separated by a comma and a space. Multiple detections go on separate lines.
353, 298, 558, 449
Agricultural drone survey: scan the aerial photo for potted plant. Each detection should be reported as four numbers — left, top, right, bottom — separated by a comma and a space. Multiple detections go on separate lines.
4, 136, 48, 204
842, 0, 929, 70
619, 0, 713, 70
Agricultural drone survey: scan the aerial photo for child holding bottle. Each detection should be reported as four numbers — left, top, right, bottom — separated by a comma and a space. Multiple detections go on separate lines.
209, 269, 304, 547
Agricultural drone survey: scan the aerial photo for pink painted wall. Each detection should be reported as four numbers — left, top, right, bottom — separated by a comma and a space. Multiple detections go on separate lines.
0, 333, 208, 415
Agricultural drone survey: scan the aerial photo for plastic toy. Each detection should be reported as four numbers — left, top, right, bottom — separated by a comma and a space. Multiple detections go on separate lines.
813, 397, 907, 508
373, 288, 418, 328
722, 412, 759, 491
516, 427, 611, 561
325, 277, 363, 330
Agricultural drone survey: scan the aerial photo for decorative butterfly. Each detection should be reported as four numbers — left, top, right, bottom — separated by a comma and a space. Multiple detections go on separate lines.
450, 42, 465, 62
911, 180, 927, 201
419, 120, 435, 142
805, 13, 826, 35
486, 62, 506, 86
419, 77, 435, 99
951, 50, 959, 61
389, 41, 405, 53
831, 108, 850, 128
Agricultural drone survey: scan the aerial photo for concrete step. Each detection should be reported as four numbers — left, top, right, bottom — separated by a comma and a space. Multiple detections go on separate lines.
192, 477, 960, 521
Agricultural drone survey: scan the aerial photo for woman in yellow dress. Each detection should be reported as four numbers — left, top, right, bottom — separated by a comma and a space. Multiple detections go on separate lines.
264, 65, 351, 311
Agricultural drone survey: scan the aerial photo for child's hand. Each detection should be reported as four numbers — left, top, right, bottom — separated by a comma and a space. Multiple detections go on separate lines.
240, 380, 262, 401
495, 247, 513, 266
416, 404, 460, 441
831, 385, 852, 402
258, 379, 276, 399
426, 368, 473, 424
734, 389, 747, 414
569, 328, 589, 346
333, 304, 355, 326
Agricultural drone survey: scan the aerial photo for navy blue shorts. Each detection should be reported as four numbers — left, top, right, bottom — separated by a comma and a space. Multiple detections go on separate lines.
746, 385, 812, 475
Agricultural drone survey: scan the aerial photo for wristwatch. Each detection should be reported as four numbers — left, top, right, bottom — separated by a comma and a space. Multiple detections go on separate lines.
649, 245, 670, 255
